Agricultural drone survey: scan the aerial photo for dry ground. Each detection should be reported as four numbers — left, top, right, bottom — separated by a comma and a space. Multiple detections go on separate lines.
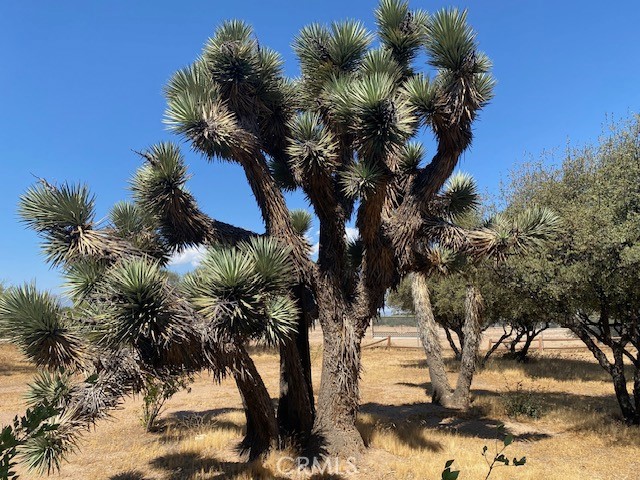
1, 343, 639, 480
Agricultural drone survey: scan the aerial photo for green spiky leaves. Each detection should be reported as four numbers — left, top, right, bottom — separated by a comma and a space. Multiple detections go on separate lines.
19, 183, 95, 234
183, 237, 298, 345
294, 21, 372, 78
131, 142, 212, 248
0, 285, 85, 370
63, 259, 107, 302
442, 172, 480, 219
340, 160, 386, 200
110, 201, 168, 262
426, 8, 479, 73
26, 371, 74, 408
95, 259, 190, 351
347, 74, 417, 158
399, 141, 425, 171
375, 0, 429, 69
287, 112, 338, 177
471, 206, 562, 260
289, 209, 313, 236
19, 182, 111, 267
403, 74, 438, 120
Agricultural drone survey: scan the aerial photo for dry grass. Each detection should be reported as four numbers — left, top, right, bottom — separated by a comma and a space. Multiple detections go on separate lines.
1, 344, 639, 479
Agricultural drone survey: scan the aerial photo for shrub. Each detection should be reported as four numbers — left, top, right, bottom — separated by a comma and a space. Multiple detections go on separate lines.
502, 381, 544, 419
140, 375, 192, 432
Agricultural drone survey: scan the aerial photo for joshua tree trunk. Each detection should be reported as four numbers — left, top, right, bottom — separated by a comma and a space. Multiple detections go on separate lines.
411, 273, 455, 405
277, 284, 315, 444
412, 275, 485, 410
313, 322, 364, 456
277, 328, 314, 444
450, 285, 484, 409
233, 344, 278, 459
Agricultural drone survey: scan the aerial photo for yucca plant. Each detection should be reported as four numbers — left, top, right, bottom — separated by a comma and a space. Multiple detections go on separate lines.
1, 174, 302, 472
394, 173, 560, 409
6, 0, 503, 463
156, 0, 496, 454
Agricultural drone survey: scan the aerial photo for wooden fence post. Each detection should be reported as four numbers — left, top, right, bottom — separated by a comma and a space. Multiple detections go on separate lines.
387, 336, 391, 348
538, 336, 543, 353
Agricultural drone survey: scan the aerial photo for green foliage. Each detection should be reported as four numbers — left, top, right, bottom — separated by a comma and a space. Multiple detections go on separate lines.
502, 382, 544, 419
19, 183, 95, 235
95, 258, 190, 351
289, 210, 313, 236
183, 237, 298, 345
287, 112, 338, 176
375, 0, 428, 70
441, 423, 526, 480
481, 423, 527, 479
0, 403, 59, 480
441, 173, 480, 220
440, 459, 459, 480
25, 371, 74, 409
499, 115, 640, 423
140, 375, 192, 432
0, 285, 84, 370
18, 183, 107, 266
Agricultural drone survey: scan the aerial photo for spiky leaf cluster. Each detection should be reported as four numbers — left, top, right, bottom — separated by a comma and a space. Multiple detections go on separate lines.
286, 112, 338, 177
375, 0, 429, 70
183, 237, 298, 345
0, 286, 84, 370
93, 259, 191, 352
289, 209, 313, 236
18, 183, 114, 266
131, 142, 213, 248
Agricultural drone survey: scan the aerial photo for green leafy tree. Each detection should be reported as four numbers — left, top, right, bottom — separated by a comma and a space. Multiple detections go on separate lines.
500, 116, 640, 425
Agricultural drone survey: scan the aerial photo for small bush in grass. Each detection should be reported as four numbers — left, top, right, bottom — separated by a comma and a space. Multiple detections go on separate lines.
502, 381, 544, 419
140, 375, 192, 432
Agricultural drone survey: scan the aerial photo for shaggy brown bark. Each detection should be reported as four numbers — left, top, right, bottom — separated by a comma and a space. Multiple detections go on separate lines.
232, 344, 279, 459
277, 283, 315, 444
451, 285, 484, 409
312, 305, 365, 456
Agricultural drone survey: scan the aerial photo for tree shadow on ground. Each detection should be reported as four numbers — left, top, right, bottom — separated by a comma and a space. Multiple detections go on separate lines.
400, 355, 628, 383
109, 471, 150, 480
158, 407, 244, 443
150, 451, 290, 479
483, 356, 619, 382
361, 401, 551, 443
0, 361, 33, 377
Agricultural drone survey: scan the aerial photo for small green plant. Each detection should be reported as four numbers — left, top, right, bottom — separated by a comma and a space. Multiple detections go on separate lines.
1, 403, 58, 480
502, 381, 544, 419
140, 375, 191, 432
440, 459, 459, 480
481, 423, 526, 479
441, 423, 526, 480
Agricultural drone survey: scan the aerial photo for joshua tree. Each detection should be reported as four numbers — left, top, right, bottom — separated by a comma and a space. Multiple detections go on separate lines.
158, 0, 497, 454
0, 179, 302, 470
403, 177, 559, 409
5, 0, 500, 459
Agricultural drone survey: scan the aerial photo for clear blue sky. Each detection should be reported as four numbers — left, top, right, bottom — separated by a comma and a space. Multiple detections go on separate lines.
1, 1, 638, 292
